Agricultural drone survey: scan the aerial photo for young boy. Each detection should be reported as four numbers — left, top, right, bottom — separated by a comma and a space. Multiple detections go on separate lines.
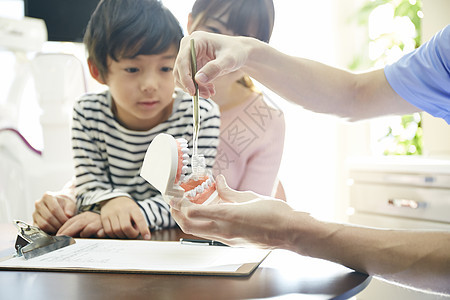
47, 0, 220, 239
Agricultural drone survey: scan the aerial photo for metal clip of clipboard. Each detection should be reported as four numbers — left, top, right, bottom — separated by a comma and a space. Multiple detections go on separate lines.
14, 220, 75, 260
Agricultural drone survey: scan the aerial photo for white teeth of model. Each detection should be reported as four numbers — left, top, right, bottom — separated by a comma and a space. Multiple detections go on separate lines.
182, 154, 189, 160
182, 159, 189, 166
188, 189, 196, 197
201, 181, 209, 189
182, 166, 189, 173
180, 174, 185, 182
181, 147, 189, 154
179, 138, 188, 144
196, 185, 204, 194
206, 178, 212, 186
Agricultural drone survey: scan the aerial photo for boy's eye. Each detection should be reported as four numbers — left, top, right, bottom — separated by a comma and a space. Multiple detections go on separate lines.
125, 67, 139, 73
161, 67, 173, 72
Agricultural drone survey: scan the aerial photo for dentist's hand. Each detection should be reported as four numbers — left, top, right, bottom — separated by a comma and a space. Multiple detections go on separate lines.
173, 31, 251, 99
170, 175, 302, 249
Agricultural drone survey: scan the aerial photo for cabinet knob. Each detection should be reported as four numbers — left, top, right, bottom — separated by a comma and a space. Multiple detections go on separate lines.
388, 198, 427, 209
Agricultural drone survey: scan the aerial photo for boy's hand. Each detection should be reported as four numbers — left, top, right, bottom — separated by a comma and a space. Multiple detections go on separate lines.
33, 192, 76, 234
57, 211, 105, 238
100, 197, 151, 240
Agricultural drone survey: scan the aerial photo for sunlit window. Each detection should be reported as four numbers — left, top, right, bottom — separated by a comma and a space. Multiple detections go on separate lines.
350, 0, 423, 156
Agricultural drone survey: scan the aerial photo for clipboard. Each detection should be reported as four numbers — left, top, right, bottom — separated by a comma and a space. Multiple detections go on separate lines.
0, 238, 270, 276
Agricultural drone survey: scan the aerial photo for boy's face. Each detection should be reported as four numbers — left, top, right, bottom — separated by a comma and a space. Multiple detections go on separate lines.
102, 46, 177, 131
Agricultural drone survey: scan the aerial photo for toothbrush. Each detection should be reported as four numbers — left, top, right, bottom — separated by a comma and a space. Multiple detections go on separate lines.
189, 39, 206, 179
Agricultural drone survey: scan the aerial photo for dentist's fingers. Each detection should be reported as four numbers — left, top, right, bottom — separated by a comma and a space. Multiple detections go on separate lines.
215, 175, 261, 203
173, 34, 202, 96
174, 32, 246, 98
174, 72, 215, 98
170, 206, 219, 238
169, 195, 194, 211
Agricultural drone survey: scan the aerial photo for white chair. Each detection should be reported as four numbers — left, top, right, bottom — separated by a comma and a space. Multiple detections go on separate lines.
0, 52, 86, 223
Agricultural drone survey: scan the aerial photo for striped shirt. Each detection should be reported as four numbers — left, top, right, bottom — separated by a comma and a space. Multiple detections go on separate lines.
72, 89, 220, 230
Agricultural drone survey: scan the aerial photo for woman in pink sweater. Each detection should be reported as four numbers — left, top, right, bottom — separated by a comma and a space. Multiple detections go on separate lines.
187, 0, 285, 197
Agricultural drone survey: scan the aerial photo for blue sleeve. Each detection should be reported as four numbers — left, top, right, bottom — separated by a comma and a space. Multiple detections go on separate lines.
384, 25, 450, 124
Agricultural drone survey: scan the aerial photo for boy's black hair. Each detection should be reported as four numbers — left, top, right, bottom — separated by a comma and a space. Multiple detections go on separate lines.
84, 0, 183, 80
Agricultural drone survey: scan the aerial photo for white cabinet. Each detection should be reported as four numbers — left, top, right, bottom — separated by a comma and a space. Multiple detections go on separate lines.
347, 156, 450, 299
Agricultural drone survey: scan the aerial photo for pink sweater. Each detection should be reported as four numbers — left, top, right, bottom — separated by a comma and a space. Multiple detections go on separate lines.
213, 93, 285, 196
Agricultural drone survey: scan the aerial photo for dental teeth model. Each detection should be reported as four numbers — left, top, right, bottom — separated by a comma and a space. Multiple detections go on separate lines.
140, 133, 218, 205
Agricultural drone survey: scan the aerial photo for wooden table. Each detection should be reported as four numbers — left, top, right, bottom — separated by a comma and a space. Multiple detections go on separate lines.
0, 224, 370, 300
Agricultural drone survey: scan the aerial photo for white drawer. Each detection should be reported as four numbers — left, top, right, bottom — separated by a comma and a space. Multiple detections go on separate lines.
349, 170, 450, 188
349, 183, 450, 224
349, 212, 450, 230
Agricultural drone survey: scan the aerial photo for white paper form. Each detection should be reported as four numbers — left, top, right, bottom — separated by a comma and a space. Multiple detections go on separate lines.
0, 239, 270, 274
